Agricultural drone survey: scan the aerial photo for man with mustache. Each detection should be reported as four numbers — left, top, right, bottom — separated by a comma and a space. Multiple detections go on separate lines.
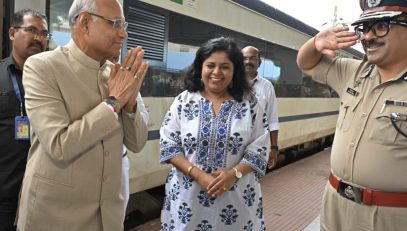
0, 9, 48, 231
242, 46, 279, 169
297, 0, 407, 230
16, 0, 149, 230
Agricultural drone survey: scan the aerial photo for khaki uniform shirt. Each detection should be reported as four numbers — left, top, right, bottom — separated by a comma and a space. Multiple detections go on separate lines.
313, 56, 407, 231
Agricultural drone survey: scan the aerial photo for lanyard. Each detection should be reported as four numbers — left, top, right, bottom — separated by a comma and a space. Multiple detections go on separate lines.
10, 72, 22, 103
10, 71, 24, 116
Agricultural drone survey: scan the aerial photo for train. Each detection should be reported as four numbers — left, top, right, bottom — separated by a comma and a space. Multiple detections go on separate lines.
121, 0, 363, 194
120, 0, 363, 221
2, 0, 363, 223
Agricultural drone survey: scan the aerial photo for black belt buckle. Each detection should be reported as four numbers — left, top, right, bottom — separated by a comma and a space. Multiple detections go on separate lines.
338, 182, 363, 204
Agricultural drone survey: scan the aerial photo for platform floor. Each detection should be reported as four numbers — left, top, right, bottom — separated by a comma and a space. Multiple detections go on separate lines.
130, 148, 331, 231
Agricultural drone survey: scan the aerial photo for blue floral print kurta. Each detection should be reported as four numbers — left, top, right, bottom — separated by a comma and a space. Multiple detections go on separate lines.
160, 91, 270, 231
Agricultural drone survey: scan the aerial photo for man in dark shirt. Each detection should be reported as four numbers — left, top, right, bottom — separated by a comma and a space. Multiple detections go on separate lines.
0, 9, 48, 230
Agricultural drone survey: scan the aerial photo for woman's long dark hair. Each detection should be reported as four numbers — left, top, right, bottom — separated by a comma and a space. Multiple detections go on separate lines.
184, 37, 251, 102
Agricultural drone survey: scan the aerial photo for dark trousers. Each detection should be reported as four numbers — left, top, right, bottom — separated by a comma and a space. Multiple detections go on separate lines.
0, 197, 18, 231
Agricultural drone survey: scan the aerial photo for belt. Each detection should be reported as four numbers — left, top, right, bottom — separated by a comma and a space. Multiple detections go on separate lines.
329, 171, 407, 207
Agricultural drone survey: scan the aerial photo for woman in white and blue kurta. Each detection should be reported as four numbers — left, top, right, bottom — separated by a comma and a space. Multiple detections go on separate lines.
160, 37, 270, 231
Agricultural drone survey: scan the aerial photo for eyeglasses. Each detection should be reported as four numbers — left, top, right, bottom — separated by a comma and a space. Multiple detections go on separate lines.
88, 12, 128, 30
13, 26, 51, 39
243, 56, 260, 62
354, 20, 407, 39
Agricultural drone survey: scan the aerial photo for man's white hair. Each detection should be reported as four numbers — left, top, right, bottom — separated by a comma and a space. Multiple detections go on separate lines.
68, 0, 97, 27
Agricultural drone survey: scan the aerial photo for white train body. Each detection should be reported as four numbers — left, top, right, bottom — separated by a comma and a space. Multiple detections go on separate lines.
3, 0, 362, 195
124, 0, 362, 193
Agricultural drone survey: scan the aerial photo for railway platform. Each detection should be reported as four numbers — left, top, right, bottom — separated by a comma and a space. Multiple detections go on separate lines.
129, 147, 331, 231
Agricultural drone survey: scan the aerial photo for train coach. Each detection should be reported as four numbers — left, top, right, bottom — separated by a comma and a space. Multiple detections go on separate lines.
2, 0, 363, 219
119, 0, 363, 196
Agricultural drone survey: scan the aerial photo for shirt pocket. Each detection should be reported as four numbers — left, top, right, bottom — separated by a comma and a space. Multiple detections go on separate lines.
34, 149, 74, 187
0, 91, 19, 119
337, 96, 363, 132
369, 105, 407, 146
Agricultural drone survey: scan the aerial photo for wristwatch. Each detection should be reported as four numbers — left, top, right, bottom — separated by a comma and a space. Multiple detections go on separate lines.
270, 145, 279, 151
105, 96, 120, 112
233, 167, 242, 179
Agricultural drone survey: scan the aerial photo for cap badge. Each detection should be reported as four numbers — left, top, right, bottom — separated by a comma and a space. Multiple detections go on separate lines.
367, 0, 382, 7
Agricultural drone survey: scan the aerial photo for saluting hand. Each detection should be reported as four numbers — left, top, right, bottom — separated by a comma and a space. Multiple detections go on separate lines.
314, 26, 358, 57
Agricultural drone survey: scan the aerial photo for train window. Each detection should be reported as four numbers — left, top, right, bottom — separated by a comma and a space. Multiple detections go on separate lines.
127, 1, 339, 98
301, 75, 337, 97
260, 59, 281, 83
154, 12, 218, 97
49, 0, 73, 50
140, 67, 185, 97
215, 27, 336, 98
217, 28, 280, 84
167, 42, 198, 72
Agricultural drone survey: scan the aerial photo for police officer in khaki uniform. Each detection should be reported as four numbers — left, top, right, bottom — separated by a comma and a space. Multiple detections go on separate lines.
297, 0, 407, 230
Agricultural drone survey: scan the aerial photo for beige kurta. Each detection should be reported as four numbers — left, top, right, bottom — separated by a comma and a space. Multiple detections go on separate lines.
17, 40, 147, 230
313, 56, 407, 231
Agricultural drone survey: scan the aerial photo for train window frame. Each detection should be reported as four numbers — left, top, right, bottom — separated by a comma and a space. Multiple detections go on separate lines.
124, 1, 340, 99
48, 0, 73, 50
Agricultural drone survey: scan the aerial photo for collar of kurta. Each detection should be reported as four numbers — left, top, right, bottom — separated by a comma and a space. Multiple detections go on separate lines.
66, 39, 103, 70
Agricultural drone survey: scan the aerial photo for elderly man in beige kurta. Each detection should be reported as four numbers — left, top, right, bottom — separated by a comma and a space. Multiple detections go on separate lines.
297, 0, 407, 230
17, 0, 150, 230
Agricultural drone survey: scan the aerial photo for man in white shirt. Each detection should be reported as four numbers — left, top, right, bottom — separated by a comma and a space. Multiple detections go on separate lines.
242, 46, 279, 169
121, 93, 149, 219
108, 56, 149, 220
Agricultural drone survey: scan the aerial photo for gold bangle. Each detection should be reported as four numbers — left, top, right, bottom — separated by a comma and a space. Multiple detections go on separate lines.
187, 165, 195, 176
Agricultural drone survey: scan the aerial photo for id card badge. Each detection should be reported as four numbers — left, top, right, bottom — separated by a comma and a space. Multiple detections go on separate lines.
15, 116, 30, 140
